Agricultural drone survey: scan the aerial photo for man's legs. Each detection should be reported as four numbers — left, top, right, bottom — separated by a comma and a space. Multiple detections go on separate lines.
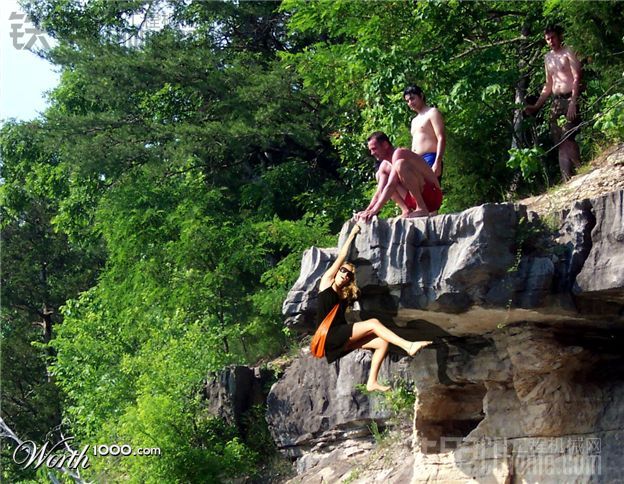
394, 158, 428, 215
552, 98, 581, 182
360, 161, 417, 221
559, 138, 581, 181
375, 162, 411, 216
391, 187, 412, 217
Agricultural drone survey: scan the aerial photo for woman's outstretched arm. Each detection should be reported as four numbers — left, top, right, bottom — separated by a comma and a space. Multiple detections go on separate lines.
319, 224, 361, 291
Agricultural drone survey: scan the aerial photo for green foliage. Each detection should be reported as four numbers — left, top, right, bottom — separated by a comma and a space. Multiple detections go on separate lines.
368, 420, 388, 445
593, 93, 624, 142
91, 406, 259, 483
358, 379, 416, 425
507, 147, 547, 182
2, 2, 350, 481
282, 0, 624, 205
240, 404, 278, 458
0, 120, 103, 481
4, 1, 624, 481
281, 0, 548, 209
382, 381, 417, 422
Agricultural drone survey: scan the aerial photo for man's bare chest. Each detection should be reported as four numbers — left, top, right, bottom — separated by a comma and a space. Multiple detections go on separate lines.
546, 53, 570, 75
411, 116, 433, 133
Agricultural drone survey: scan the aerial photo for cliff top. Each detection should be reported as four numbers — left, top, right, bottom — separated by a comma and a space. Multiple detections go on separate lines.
520, 143, 624, 215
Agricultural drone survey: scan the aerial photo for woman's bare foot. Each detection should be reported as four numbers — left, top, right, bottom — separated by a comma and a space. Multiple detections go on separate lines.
408, 341, 432, 356
366, 382, 391, 392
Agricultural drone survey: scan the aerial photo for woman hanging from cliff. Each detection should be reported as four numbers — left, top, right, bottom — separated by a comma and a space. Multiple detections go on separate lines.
315, 223, 431, 392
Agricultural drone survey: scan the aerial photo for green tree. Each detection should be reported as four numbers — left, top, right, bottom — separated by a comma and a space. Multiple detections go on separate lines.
281, 0, 624, 204
3, 1, 346, 481
0, 121, 103, 481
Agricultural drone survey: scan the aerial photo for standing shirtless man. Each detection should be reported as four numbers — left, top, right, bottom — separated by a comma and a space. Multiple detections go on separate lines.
525, 25, 582, 181
403, 85, 446, 182
356, 132, 442, 222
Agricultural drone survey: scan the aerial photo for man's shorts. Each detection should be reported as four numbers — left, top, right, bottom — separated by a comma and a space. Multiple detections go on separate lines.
421, 152, 443, 185
404, 192, 417, 211
422, 182, 443, 212
421, 152, 437, 168
550, 93, 580, 144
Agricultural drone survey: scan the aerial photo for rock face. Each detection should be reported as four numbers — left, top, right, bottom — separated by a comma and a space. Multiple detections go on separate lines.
283, 193, 624, 336
269, 190, 624, 483
409, 323, 624, 483
266, 349, 417, 474
575, 190, 624, 301
203, 365, 272, 432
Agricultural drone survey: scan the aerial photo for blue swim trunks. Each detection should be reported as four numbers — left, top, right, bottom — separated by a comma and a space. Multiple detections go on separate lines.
421, 152, 442, 184
421, 152, 436, 168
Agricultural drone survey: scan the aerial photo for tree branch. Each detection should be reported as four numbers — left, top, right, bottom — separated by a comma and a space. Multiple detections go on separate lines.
453, 36, 532, 60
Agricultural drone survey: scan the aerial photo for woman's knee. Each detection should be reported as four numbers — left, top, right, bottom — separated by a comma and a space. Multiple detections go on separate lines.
368, 318, 386, 333
358, 318, 383, 333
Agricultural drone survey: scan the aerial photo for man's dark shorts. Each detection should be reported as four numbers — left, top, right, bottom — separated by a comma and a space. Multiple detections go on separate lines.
550, 93, 580, 144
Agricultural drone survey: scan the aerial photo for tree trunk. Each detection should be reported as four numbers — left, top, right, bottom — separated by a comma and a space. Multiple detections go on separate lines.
507, 21, 534, 200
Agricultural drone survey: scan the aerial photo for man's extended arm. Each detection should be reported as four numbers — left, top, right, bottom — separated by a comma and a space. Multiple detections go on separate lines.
363, 163, 389, 209
361, 163, 401, 220
567, 49, 582, 120
526, 61, 553, 114
430, 109, 446, 178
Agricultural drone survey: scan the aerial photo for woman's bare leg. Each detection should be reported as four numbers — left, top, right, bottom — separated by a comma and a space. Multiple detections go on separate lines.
346, 318, 431, 356
344, 336, 390, 391
362, 337, 391, 391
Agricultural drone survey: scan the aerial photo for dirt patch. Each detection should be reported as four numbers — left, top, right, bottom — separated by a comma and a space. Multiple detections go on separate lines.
520, 143, 624, 215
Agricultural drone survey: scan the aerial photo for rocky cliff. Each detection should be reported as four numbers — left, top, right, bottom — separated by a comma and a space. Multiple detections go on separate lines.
266, 189, 624, 483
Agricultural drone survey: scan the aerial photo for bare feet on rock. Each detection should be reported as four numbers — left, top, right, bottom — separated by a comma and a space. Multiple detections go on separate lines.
366, 382, 391, 392
404, 209, 429, 218
408, 341, 432, 356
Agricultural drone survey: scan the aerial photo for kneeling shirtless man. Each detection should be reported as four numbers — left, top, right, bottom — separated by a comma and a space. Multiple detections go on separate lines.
356, 131, 442, 222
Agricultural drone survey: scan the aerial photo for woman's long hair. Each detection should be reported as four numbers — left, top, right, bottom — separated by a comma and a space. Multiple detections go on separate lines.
339, 262, 360, 304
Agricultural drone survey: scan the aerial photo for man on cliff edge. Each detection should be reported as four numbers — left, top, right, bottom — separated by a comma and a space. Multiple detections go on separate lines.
356, 132, 442, 221
525, 24, 582, 181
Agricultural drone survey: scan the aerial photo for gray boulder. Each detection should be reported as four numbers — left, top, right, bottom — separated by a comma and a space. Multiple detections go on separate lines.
271, 190, 624, 482
202, 365, 272, 432
283, 193, 624, 338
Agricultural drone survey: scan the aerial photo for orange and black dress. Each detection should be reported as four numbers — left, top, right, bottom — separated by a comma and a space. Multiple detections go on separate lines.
315, 286, 353, 363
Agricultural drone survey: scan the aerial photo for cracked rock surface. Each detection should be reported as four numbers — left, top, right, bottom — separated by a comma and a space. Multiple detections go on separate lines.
268, 190, 624, 483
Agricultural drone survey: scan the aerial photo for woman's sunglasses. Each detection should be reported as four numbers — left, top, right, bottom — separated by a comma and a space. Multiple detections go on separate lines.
339, 267, 354, 279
